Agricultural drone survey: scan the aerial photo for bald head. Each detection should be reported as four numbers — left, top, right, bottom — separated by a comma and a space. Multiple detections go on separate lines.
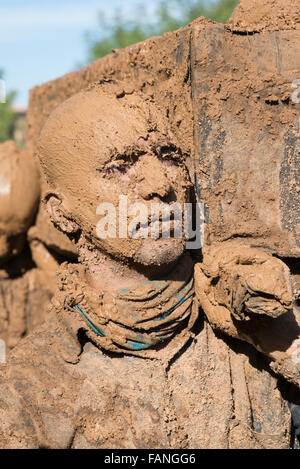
38, 83, 173, 197
37, 82, 190, 268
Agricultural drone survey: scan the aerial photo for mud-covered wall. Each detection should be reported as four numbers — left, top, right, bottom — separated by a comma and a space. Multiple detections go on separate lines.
191, 20, 300, 257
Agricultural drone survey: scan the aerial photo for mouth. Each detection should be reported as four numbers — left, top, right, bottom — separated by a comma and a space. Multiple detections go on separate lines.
129, 213, 183, 239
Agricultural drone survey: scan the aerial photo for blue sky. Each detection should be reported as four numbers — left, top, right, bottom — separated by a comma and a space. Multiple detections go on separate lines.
0, 0, 160, 107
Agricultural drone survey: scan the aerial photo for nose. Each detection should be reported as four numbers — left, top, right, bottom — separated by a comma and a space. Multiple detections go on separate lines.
136, 155, 172, 201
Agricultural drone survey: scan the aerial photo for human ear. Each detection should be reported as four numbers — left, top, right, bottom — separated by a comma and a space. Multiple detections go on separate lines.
45, 194, 79, 234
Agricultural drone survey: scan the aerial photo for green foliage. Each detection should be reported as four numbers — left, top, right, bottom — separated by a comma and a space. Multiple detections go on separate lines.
0, 69, 16, 143
88, 0, 239, 61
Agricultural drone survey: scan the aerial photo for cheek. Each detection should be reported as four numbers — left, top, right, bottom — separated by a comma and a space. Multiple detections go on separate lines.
91, 176, 139, 210
90, 177, 120, 208
88, 177, 136, 236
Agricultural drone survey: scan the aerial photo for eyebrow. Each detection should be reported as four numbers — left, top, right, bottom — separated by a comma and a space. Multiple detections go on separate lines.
96, 140, 183, 169
100, 144, 149, 167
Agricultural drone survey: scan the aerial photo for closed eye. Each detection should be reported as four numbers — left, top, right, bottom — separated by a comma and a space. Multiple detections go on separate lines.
162, 156, 179, 166
155, 144, 181, 166
158, 154, 180, 167
103, 160, 131, 176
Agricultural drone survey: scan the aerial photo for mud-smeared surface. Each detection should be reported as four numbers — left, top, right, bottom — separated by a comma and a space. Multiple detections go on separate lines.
0, 0, 299, 449
191, 12, 300, 256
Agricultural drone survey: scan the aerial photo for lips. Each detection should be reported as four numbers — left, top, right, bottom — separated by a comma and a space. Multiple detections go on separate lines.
129, 218, 183, 239
127, 201, 185, 239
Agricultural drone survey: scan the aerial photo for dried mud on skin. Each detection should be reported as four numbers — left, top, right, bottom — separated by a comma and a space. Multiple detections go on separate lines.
37, 83, 192, 268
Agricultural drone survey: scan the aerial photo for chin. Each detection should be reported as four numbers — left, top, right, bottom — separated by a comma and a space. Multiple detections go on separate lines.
136, 238, 186, 266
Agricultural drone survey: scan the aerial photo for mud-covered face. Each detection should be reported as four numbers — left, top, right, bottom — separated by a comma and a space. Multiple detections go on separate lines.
92, 135, 192, 266
68, 134, 193, 267
39, 87, 193, 268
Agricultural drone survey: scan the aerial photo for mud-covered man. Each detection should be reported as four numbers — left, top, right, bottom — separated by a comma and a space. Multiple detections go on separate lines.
0, 82, 299, 449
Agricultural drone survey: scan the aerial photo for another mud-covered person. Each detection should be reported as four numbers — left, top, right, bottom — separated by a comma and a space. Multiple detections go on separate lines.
0, 141, 46, 349
0, 83, 299, 449
0, 141, 76, 350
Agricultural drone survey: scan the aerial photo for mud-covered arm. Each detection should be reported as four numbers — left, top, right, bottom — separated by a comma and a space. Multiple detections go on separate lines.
194, 243, 300, 387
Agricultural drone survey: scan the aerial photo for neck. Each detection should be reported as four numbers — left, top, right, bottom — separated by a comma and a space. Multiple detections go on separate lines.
78, 242, 181, 292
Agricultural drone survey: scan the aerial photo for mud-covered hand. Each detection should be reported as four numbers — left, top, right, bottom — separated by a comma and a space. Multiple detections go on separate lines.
194, 244, 300, 386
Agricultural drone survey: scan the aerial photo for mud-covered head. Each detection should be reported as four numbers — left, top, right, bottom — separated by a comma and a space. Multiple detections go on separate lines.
0, 140, 40, 265
38, 82, 193, 269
